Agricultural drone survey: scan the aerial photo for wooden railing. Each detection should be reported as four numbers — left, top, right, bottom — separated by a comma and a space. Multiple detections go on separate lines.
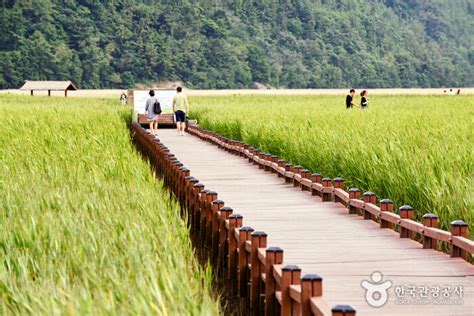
186, 125, 473, 264
132, 122, 357, 316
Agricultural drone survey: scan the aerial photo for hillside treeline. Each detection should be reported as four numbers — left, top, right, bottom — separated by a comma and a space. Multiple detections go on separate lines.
0, 0, 473, 89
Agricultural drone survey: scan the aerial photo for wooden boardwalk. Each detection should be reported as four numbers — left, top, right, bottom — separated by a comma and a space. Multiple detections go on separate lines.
155, 129, 473, 315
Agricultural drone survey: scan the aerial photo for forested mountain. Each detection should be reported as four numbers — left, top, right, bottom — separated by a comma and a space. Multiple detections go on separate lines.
1, 0, 473, 89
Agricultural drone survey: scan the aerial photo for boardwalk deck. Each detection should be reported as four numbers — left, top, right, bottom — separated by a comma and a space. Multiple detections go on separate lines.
157, 129, 473, 316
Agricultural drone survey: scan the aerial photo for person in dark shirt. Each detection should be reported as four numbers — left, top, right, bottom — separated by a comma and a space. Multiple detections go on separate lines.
346, 89, 356, 109
360, 90, 369, 109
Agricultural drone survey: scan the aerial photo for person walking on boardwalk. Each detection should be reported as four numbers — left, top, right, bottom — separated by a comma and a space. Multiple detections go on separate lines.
346, 89, 356, 109
145, 89, 161, 136
360, 90, 369, 109
172, 86, 189, 136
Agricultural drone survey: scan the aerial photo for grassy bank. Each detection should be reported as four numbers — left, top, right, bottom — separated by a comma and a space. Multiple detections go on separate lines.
0, 95, 220, 315
190, 94, 473, 237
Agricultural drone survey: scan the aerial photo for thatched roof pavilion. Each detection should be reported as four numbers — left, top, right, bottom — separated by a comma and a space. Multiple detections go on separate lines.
20, 80, 78, 97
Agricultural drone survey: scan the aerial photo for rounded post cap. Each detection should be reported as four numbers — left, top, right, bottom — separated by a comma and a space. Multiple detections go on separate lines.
348, 188, 360, 193
363, 191, 376, 196
322, 177, 332, 181
423, 213, 438, 219
380, 199, 393, 204
277, 159, 286, 163
201, 189, 210, 194
333, 177, 344, 182
399, 205, 414, 211
166, 153, 175, 156
282, 264, 301, 272
301, 274, 322, 281
301, 169, 310, 173
311, 173, 321, 177
189, 178, 199, 183
173, 162, 183, 167
294, 165, 303, 169
212, 199, 224, 205
206, 191, 218, 196
239, 226, 254, 232
229, 213, 243, 219
193, 183, 204, 188
332, 305, 356, 313
285, 163, 293, 167
219, 206, 233, 212
271, 155, 278, 159
185, 176, 195, 180
266, 246, 283, 253
450, 220, 468, 227
178, 167, 190, 172
251, 231, 267, 237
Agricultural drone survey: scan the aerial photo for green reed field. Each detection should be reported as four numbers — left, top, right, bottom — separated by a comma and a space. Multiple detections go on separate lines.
0, 95, 220, 315
190, 94, 473, 237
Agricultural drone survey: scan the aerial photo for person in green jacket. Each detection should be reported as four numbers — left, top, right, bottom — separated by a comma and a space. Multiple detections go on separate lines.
172, 86, 189, 136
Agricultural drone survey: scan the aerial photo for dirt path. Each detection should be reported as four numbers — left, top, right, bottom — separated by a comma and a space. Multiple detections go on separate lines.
1, 88, 473, 98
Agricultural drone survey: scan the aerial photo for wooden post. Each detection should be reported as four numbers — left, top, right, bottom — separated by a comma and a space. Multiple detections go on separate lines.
281, 265, 301, 316
333, 178, 344, 202
239, 226, 254, 298
270, 155, 278, 173
332, 304, 356, 316
379, 199, 394, 229
211, 199, 225, 263
259, 153, 266, 170
228, 213, 243, 294
65, 89, 68, 97
300, 169, 310, 190
277, 160, 286, 178
248, 148, 256, 163
30, 90, 33, 96
450, 220, 468, 260
311, 173, 321, 196
301, 274, 322, 316
348, 188, 361, 214
265, 247, 283, 316
321, 177, 332, 202
422, 213, 439, 250
187, 178, 199, 226
399, 205, 415, 239
264, 154, 272, 171
48, 89, 51, 97
254, 150, 261, 166
362, 192, 376, 220
284, 163, 293, 184
193, 186, 206, 238
250, 231, 267, 315
204, 191, 218, 250
293, 166, 303, 187
219, 206, 233, 272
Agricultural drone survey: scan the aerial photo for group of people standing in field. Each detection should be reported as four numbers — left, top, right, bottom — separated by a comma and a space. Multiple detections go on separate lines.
145, 86, 189, 136
346, 89, 369, 109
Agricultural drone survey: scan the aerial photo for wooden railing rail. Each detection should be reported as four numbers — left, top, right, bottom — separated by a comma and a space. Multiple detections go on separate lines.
132, 123, 356, 315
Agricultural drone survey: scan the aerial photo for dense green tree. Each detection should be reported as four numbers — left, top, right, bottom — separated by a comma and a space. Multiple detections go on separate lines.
0, 0, 472, 89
